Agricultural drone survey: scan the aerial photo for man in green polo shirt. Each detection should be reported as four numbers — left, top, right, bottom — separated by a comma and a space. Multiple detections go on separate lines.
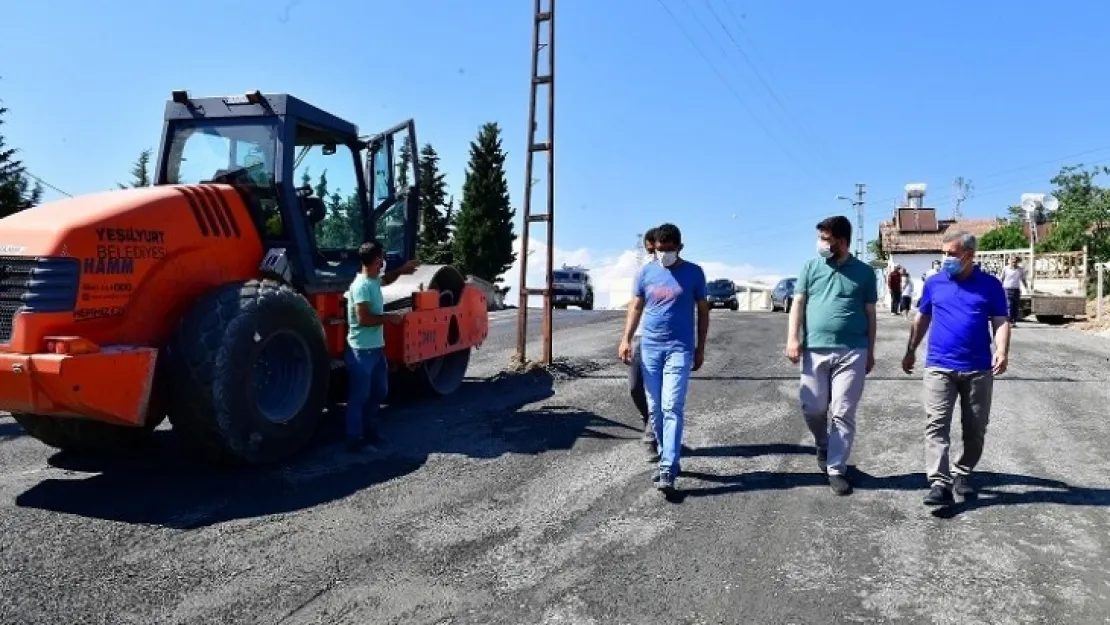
784, 215, 877, 496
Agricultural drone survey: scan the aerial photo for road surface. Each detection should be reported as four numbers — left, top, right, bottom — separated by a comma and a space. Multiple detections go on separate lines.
2, 309, 1110, 624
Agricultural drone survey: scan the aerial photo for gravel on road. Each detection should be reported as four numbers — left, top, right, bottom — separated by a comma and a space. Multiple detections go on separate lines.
2, 309, 1109, 624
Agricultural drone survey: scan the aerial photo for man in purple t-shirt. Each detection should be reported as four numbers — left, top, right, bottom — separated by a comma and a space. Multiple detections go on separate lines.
619, 223, 709, 494
902, 231, 1012, 506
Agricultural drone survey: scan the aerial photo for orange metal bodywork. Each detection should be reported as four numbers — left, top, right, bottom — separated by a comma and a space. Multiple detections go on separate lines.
0, 185, 263, 426
384, 285, 488, 366
310, 283, 489, 366
0, 184, 490, 428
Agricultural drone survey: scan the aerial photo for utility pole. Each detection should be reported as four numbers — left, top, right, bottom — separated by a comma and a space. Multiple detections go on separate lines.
514, 0, 556, 366
951, 176, 973, 220
854, 182, 866, 258
634, 232, 644, 267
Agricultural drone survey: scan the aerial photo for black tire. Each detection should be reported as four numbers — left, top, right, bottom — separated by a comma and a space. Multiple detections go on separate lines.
165, 279, 330, 465
729, 302, 739, 311
11, 411, 161, 453
784, 298, 793, 313
581, 292, 594, 311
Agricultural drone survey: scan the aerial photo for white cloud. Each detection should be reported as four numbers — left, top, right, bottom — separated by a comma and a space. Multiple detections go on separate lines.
497, 239, 783, 309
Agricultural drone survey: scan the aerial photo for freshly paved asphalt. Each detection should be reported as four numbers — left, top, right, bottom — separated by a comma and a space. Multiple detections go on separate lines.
2, 308, 1109, 624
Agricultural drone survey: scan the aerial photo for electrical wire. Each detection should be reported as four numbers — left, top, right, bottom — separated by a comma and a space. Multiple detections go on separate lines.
19, 170, 71, 198
690, 156, 1110, 259
654, 0, 833, 187
701, 0, 837, 171
866, 146, 1110, 209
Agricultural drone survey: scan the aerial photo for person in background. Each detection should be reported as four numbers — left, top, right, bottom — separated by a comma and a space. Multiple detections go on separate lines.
785, 215, 878, 496
345, 242, 420, 451
1000, 255, 1029, 326
902, 231, 1011, 506
628, 228, 659, 459
899, 267, 914, 317
886, 264, 903, 315
925, 259, 941, 280
619, 223, 708, 493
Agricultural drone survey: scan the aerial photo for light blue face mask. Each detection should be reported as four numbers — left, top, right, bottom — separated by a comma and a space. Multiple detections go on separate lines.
941, 257, 963, 276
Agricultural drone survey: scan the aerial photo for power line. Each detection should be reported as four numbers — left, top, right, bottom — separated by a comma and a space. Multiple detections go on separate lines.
690, 159, 1110, 259
866, 145, 1110, 209
654, 0, 831, 186
692, 148, 1110, 256
701, 0, 836, 171
20, 171, 72, 198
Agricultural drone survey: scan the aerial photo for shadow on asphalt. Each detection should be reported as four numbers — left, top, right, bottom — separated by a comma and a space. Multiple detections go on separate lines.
0, 420, 23, 440
674, 468, 1110, 515
12, 369, 635, 530
580, 374, 1093, 383
683, 442, 815, 458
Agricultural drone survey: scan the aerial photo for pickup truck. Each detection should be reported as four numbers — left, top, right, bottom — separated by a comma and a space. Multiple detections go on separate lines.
975, 247, 1088, 324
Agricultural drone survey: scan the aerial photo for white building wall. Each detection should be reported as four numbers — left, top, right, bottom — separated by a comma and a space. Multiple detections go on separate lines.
888, 252, 941, 307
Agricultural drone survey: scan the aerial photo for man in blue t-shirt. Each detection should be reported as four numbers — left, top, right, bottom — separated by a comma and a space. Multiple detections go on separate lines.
618, 223, 709, 493
902, 231, 1011, 506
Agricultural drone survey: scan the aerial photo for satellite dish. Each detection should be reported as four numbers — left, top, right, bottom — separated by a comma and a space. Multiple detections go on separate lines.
1020, 196, 1039, 216
1042, 195, 1059, 212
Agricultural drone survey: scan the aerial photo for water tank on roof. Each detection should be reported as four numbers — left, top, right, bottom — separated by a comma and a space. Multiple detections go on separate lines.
904, 183, 927, 209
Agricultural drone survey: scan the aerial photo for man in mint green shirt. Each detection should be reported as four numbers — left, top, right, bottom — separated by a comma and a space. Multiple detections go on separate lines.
784, 215, 877, 496
345, 241, 419, 451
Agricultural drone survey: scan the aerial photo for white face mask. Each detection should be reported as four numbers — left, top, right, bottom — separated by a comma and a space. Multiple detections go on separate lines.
817, 241, 833, 258
659, 251, 678, 267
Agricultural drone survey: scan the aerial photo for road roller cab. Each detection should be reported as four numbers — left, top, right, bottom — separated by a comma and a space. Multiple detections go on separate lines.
0, 90, 488, 464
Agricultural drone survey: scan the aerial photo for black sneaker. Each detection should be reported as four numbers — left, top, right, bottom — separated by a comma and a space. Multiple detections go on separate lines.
816, 448, 828, 473
953, 474, 976, 498
923, 484, 955, 506
829, 474, 852, 496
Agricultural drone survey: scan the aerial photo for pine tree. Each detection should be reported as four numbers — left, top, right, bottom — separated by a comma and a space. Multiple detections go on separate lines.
396, 136, 413, 193
452, 122, 517, 281
0, 99, 36, 218
416, 143, 453, 264
118, 148, 152, 188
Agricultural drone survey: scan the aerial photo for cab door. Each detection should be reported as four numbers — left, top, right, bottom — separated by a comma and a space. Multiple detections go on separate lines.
366, 120, 420, 265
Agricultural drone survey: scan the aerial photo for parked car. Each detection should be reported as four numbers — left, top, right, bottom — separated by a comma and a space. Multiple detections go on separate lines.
771, 277, 796, 312
707, 279, 739, 311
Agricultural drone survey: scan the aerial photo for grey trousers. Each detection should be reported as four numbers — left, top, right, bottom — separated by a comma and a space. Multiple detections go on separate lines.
799, 348, 868, 476
923, 367, 993, 486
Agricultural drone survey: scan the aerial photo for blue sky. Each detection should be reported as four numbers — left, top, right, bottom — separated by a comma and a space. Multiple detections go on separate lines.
4, 0, 1110, 303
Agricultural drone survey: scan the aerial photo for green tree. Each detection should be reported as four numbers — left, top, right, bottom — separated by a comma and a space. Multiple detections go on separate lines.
305, 169, 362, 249
1040, 165, 1110, 256
396, 136, 413, 192
865, 238, 886, 262
416, 143, 453, 264
452, 122, 517, 282
0, 99, 42, 217
978, 222, 1029, 251
1027, 164, 1110, 297
118, 148, 152, 188
1005, 204, 1026, 223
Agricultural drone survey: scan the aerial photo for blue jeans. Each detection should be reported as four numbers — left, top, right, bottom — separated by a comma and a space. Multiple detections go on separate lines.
640, 344, 693, 476
344, 346, 389, 441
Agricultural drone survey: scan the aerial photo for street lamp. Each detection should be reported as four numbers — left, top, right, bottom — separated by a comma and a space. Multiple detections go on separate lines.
835, 194, 864, 257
